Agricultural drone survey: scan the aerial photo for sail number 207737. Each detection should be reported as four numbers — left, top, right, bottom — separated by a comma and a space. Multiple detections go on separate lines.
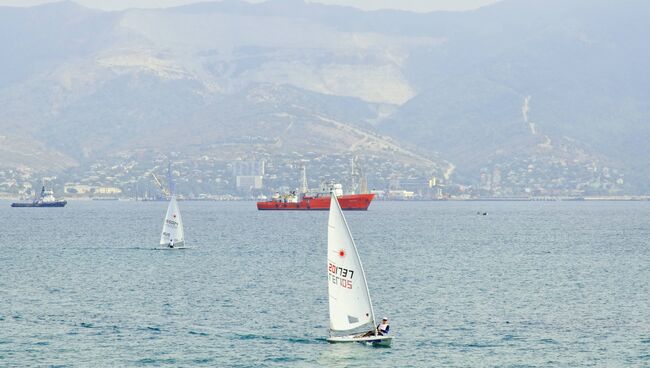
328, 262, 354, 289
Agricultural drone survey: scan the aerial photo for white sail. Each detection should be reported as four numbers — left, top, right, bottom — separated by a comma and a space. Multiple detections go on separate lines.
160, 196, 184, 247
327, 195, 376, 335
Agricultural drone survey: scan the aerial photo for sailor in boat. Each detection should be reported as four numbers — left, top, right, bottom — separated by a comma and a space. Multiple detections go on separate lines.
377, 317, 390, 336
358, 317, 390, 337
168, 237, 174, 248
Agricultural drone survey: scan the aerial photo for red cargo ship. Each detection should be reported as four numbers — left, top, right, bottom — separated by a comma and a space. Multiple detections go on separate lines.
257, 182, 374, 211
257, 193, 374, 210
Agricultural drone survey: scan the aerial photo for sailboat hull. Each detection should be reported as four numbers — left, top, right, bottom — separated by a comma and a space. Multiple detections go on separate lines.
326, 335, 392, 346
257, 194, 374, 210
158, 241, 186, 249
11, 201, 67, 207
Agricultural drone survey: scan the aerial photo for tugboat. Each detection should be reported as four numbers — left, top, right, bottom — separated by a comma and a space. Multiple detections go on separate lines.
11, 186, 67, 207
257, 181, 374, 211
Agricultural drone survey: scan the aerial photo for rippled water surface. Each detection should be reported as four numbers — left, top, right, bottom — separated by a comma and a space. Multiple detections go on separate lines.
1, 200, 649, 367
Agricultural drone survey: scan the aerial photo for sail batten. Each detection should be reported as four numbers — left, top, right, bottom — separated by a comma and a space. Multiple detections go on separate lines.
327, 195, 376, 336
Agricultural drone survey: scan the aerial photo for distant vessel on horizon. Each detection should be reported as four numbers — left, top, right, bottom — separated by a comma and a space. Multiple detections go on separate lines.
257, 163, 374, 211
257, 181, 374, 211
11, 186, 67, 208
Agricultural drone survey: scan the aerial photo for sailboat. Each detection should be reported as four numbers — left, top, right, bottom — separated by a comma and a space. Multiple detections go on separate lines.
159, 195, 186, 249
326, 195, 392, 346
158, 163, 186, 249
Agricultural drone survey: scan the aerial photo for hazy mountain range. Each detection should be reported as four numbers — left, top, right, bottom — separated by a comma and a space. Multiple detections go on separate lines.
1, 0, 648, 192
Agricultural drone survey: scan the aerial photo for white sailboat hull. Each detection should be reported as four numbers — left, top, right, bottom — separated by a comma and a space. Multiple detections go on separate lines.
326, 335, 392, 346
155, 243, 191, 250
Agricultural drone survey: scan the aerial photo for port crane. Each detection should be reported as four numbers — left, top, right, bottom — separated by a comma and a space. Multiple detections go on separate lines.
150, 172, 170, 198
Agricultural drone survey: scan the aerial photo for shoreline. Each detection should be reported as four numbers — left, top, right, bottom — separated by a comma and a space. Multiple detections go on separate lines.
2, 196, 650, 202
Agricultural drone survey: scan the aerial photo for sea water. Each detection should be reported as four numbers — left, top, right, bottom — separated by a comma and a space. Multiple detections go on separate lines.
0, 200, 648, 367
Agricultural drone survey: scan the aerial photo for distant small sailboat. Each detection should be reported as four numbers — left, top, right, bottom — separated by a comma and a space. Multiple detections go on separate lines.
326, 195, 392, 346
159, 195, 185, 249
158, 163, 186, 249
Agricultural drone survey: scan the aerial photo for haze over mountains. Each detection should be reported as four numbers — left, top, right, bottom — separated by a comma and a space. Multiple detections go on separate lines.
1, 0, 648, 194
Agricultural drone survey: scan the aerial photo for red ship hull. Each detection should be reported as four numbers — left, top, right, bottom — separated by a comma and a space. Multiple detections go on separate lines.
257, 194, 374, 211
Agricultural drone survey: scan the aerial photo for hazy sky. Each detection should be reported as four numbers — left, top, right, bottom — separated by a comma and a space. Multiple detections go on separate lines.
0, 0, 501, 12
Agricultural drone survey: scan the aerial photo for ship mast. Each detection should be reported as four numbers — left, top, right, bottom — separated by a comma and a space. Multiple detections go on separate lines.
350, 158, 357, 194
350, 156, 368, 194
359, 171, 368, 194
300, 164, 308, 194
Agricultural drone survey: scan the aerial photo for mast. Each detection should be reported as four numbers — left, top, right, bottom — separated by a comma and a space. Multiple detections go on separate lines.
357, 160, 368, 195
300, 164, 308, 194
359, 175, 368, 195
350, 158, 356, 194
350, 156, 368, 194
